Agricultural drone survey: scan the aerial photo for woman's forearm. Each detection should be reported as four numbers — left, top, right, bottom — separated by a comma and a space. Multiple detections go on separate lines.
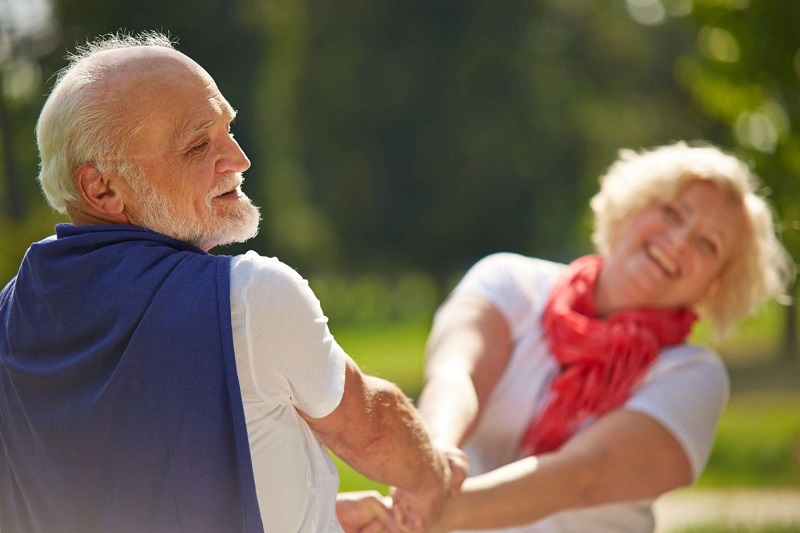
417, 370, 480, 448
434, 454, 586, 531
419, 294, 513, 448
433, 410, 694, 532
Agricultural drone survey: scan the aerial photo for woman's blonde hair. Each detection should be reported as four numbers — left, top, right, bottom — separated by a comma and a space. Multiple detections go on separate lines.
590, 141, 795, 335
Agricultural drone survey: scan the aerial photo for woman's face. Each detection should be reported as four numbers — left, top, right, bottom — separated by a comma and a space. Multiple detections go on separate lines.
596, 180, 746, 316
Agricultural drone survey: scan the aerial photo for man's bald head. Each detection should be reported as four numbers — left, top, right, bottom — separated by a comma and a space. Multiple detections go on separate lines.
36, 32, 187, 215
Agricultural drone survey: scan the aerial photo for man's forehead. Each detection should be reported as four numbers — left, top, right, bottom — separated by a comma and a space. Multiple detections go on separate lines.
124, 90, 235, 158
171, 94, 236, 140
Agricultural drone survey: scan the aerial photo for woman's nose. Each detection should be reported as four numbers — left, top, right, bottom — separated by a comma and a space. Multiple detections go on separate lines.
668, 225, 692, 252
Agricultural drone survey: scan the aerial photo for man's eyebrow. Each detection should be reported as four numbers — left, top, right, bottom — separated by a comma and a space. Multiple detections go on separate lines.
175, 106, 238, 144
189, 120, 215, 137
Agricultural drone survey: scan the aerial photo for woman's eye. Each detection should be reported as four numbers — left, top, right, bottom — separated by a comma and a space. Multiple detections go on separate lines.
663, 204, 681, 222
699, 237, 717, 256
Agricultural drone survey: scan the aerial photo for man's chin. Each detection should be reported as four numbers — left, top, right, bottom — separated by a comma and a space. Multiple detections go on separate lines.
201, 213, 261, 250
142, 200, 260, 251
211, 226, 260, 249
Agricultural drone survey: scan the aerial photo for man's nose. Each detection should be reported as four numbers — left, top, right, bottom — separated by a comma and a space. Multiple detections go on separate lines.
217, 135, 251, 174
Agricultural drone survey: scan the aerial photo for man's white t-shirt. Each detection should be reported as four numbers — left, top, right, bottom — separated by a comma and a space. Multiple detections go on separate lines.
448, 253, 730, 533
230, 251, 347, 532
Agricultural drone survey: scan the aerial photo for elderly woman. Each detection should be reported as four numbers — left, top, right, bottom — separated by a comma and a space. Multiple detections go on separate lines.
395, 141, 795, 532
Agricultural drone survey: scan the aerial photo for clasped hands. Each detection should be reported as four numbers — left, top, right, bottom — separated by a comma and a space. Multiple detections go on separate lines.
337, 444, 468, 533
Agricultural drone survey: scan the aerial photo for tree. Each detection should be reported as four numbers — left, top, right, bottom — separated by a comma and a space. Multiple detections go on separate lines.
661, 0, 800, 359
245, 0, 709, 280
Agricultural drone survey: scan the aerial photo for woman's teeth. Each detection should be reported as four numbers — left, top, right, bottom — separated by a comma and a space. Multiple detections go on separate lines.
647, 244, 678, 278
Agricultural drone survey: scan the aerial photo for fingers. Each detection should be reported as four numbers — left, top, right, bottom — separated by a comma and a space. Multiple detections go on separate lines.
390, 485, 431, 533
388, 445, 469, 532
446, 448, 469, 496
337, 491, 398, 533
361, 519, 395, 533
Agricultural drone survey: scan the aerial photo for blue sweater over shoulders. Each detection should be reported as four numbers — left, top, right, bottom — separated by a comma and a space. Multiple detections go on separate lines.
0, 224, 263, 533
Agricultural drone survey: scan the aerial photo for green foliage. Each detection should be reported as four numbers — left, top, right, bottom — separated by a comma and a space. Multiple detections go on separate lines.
675, 525, 800, 533
697, 392, 800, 488
328, 319, 431, 493
332, 319, 430, 397
690, 300, 786, 362
675, 1, 800, 259
241, 0, 708, 277
0, 206, 67, 283
310, 271, 441, 326
8, 0, 768, 285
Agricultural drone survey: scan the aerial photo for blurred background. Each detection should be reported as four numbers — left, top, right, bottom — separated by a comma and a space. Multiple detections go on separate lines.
1, 0, 798, 530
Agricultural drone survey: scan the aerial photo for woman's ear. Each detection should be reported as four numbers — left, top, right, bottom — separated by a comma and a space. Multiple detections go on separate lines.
75, 162, 125, 216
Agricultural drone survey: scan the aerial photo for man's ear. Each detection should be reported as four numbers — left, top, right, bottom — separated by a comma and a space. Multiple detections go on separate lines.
75, 162, 125, 216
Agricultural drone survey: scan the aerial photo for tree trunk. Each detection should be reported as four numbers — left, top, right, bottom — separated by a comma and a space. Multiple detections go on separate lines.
780, 279, 798, 362
0, 84, 26, 221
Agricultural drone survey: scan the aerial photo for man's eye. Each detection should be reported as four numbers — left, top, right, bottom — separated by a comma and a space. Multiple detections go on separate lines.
190, 141, 208, 154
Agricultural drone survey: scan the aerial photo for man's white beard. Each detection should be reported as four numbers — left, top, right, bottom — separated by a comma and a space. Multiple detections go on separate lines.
131, 174, 261, 250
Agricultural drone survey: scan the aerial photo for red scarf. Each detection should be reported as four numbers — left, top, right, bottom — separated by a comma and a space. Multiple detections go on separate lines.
518, 255, 697, 455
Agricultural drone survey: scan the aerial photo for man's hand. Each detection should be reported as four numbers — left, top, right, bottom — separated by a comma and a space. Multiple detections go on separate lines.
337, 491, 398, 533
389, 444, 469, 532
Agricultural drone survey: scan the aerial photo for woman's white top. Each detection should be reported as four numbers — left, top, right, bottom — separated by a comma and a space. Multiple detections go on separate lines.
450, 253, 729, 533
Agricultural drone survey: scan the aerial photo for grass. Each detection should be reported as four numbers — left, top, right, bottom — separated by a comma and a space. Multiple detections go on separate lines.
329, 316, 800, 494
330, 319, 430, 397
674, 525, 800, 532
331, 319, 429, 493
698, 391, 800, 488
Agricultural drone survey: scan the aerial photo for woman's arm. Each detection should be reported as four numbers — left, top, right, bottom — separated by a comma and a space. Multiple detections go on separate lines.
432, 409, 693, 531
416, 293, 513, 448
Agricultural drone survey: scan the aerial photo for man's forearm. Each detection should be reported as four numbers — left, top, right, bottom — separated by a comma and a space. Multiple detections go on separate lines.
304, 358, 454, 530
343, 376, 447, 491
317, 373, 447, 493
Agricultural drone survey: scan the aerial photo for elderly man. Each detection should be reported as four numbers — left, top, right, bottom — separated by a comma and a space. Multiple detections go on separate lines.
0, 33, 460, 532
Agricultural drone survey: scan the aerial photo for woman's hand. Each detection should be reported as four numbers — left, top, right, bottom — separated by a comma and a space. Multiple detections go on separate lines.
389, 442, 469, 532
337, 491, 399, 533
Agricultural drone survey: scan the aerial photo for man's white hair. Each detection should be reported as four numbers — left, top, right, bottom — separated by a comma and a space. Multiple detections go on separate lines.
36, 31, 175, 214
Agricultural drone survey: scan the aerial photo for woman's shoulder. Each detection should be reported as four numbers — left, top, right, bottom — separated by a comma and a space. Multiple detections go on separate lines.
470, 252, 566, 280
460, 252, 566, 298
649, 343, 729, 385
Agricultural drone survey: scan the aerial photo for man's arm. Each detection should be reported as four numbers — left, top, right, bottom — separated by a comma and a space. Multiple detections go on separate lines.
429, 409, 693, 532
300, 356, 451, 530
